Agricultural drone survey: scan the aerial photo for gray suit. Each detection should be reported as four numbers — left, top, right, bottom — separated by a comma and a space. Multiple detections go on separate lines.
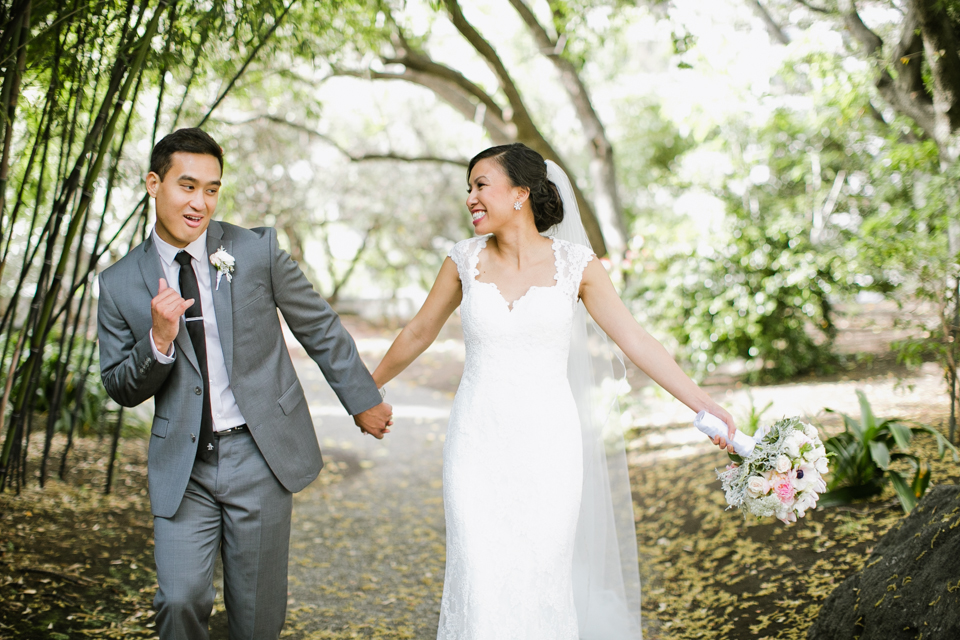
98, 220, 381, 638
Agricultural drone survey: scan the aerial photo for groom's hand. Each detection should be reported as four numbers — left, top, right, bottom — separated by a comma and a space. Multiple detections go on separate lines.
151, 278, 194, 355
353, 401, 393, 439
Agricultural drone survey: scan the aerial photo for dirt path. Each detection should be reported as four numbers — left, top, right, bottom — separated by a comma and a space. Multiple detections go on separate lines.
282, 340, 453, 639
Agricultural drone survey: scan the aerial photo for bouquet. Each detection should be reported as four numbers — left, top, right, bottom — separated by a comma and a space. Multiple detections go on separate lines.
695, 412, 829, 524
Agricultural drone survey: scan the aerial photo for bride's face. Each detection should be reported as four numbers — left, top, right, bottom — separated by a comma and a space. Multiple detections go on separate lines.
466, 159, 526, 234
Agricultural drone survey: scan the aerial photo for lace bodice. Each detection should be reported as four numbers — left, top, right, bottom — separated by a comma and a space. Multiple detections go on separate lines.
448, 234, 594, 388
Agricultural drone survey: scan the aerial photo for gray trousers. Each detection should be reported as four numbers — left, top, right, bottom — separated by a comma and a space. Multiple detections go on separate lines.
153, 431, 293, 640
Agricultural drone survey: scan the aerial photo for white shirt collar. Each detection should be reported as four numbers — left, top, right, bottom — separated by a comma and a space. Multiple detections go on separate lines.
152, 227, 208, 266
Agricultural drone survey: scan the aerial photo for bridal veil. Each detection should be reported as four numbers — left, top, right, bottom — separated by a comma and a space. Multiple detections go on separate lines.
543, 160, 643, 639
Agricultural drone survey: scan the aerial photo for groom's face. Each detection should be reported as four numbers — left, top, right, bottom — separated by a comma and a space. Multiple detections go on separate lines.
146, 151, 221, 248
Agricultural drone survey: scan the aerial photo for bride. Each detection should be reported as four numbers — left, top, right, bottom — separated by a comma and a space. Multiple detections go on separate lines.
372, 143, 735, 639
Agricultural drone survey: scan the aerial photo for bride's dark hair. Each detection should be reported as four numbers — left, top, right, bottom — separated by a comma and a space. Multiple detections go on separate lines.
468, 143, 564, 232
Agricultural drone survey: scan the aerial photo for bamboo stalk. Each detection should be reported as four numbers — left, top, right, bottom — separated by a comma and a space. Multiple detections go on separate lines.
0, 1, 30, 247
0, 0, 166, 489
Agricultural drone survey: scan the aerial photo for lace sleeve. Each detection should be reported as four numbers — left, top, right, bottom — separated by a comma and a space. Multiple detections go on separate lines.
555, 239, 595, 300
448, 236, 488, 285
447, 239, 469, 282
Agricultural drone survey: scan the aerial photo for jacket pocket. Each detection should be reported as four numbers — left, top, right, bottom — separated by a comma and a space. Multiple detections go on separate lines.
152, 416, 169, 438
235, 284, 266, 311
278, 379, 305, 416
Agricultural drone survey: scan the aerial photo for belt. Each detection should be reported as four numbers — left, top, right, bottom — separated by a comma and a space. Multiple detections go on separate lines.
214, 424, 248, 437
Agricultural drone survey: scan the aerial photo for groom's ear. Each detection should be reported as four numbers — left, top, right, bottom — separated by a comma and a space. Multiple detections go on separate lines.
145, 171, 160, 198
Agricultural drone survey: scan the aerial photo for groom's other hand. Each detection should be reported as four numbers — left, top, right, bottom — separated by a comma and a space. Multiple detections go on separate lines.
151, 278, 194, 355
353, 401, 394, 439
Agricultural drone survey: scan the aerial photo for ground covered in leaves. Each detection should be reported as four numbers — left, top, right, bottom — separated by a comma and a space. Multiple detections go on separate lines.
0, 437, 158, 639
1, 312, 958, 639
632, 424, 960, 640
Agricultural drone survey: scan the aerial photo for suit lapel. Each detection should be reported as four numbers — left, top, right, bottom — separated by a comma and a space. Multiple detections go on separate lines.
206, 221, 234, 380
138, 235, 201, 375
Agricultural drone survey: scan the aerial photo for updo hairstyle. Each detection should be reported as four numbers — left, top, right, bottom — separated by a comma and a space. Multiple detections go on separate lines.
468, 143, 564, 232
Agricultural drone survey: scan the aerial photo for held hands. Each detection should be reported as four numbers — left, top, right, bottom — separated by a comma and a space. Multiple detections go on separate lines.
705, 405, 737, 454
354, 401, 394, 439
151, 278, 194, 355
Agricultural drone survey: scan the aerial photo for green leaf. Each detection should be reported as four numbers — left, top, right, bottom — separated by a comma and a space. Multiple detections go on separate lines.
885, 420, 913, 451
857, 390, 876, 434
888, 472, 918, 513
911, 461, 931, 499
840, 412, 864, 440
868, 440, 890, 470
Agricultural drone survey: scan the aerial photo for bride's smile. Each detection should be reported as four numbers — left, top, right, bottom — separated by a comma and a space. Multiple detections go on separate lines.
466, 158, 528, 233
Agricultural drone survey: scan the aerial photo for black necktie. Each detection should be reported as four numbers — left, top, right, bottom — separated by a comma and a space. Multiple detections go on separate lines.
175, 251, 215, 462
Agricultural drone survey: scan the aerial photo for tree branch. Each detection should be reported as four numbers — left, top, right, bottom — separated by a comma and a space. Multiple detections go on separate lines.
336, 66, 514, 143
381, 52, 506, 122
218, 114, 470, 166
838, 0, 937, 138
441, 0, 539, 141
913, 0, 960, 150
748, 0, 790, 45
507, 0, 627, 253
793, 0, 830, 14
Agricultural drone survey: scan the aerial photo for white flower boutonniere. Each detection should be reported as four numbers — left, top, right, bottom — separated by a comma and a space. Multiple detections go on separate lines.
210, 246, 235, 290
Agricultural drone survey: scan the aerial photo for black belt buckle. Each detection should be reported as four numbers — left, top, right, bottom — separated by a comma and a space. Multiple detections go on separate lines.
215, 424, 247, 437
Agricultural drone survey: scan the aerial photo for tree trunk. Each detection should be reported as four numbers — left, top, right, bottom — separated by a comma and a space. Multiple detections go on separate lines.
507, 0, 627, 258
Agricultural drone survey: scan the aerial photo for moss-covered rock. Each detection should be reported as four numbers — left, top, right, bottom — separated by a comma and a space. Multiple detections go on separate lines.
808, 485, 960, 640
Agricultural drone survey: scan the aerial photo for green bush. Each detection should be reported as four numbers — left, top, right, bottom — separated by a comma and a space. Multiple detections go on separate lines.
820, 391, 958, 513
3, 331, 121, 438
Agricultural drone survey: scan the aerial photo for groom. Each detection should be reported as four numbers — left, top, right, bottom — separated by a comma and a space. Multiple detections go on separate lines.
97, 127, 393, 639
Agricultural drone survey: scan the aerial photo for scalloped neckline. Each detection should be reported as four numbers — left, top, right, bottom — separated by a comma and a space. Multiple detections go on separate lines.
470, 236, 561, 312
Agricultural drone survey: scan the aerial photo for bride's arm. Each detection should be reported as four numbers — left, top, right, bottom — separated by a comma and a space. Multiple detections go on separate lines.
579, 259, 737, 449
372, 257, 463, 388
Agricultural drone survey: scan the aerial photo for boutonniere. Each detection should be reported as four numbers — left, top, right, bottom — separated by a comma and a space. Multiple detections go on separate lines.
210, 246, 235, 290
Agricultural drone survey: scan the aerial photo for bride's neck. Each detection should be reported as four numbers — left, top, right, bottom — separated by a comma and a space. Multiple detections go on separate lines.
489, 225, 547, 267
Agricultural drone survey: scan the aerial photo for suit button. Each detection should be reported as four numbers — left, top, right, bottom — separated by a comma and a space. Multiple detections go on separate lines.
195, 387, 202, 395
145, 357, 153, 365
190, 434, 196, 442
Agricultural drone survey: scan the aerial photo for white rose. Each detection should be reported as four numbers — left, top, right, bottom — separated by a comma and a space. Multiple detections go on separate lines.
803, 423, 819, 439
785, 433, 804, 458
746, 475, 767, 497
776, 455, 792, 474
815, 456, 828, 474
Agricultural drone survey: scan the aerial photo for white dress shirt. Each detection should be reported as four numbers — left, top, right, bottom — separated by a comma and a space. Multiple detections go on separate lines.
149, 228, 246, 431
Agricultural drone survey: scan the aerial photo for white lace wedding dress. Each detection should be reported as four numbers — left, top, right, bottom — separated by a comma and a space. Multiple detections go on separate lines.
438, 234, 595, 640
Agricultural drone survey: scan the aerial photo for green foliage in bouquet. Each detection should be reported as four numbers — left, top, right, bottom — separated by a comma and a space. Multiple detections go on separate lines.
821, 391, 958, 513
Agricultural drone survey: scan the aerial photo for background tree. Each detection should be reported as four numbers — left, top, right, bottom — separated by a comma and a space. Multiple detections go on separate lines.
332, 0, 631, 258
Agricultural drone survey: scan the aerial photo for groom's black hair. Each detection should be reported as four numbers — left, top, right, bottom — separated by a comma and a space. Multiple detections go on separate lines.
468, 143, 564, 233
150, 128, 224, 181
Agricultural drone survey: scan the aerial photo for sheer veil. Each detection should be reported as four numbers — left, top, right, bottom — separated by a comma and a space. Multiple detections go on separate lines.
543, 160, 643, 639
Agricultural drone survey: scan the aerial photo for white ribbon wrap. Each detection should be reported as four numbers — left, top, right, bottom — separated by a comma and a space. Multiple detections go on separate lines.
694, 411, 757, 457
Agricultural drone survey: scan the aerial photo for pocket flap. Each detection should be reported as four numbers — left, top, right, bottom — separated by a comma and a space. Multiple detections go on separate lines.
278, 379, 305, 416
152, 416, 169, 438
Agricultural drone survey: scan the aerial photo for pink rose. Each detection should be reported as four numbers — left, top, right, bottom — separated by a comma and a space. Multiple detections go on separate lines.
772, 473, 796, 504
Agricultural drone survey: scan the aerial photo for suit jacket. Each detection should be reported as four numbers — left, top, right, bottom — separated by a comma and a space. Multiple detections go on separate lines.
98, 220, 381, 518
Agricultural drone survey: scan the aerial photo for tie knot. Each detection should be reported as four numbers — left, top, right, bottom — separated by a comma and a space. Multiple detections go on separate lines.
175, 251, 193, 267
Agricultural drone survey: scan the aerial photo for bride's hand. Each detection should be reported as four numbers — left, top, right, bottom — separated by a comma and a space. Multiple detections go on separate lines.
705, 405, 737, 454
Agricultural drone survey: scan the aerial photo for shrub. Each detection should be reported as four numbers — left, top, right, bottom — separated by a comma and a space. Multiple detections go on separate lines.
820, 391, 958, 513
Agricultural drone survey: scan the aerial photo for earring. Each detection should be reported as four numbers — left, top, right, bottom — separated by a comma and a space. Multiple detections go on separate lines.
513, 200, 522, 211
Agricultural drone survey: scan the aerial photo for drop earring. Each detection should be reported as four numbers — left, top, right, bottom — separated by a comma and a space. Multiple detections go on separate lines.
513, 200, 522, 211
